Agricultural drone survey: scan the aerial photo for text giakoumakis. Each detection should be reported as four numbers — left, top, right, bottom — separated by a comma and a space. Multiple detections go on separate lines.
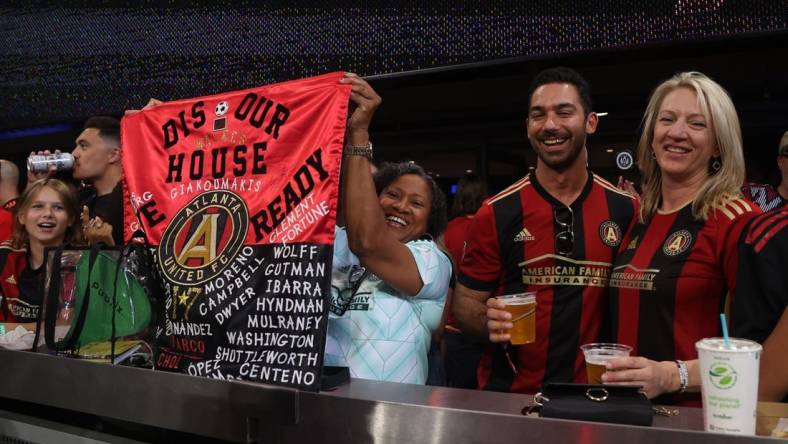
121, 72, 351, 391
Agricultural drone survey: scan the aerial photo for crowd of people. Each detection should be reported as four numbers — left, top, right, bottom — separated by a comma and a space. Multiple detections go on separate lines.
0, 69, 785, 405
0, 117, 123, 347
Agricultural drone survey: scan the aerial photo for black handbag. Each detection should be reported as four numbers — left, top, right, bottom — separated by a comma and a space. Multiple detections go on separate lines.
526, 383, 661, 426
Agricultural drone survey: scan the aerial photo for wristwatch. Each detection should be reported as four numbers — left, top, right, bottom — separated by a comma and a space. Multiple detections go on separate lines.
344, 141, 373, 160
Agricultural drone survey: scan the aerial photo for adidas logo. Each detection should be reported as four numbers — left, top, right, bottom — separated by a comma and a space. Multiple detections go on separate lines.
514, 227, 535, 242
5, 275, 16, 285
626, 236, 638, 250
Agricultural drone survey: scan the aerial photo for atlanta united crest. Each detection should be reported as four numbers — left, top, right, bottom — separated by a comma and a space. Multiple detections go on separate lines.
598, 220, 622, 247
663, 229, 693, 256
159, 190, 249, 285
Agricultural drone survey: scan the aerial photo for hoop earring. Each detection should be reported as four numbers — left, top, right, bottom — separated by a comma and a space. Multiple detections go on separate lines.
711, 157, 722, 173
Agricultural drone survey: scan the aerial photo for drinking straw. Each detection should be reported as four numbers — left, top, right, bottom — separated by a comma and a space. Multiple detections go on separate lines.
720, 313, 731, 348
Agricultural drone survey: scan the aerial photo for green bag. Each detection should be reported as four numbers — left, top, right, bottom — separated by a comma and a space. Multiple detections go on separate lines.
66, 250, 152, 346
41, 245, 152, 352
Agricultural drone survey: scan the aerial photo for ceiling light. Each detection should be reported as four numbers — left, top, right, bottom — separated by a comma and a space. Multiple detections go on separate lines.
606, 149, 614, 153
597, 112, 609, 117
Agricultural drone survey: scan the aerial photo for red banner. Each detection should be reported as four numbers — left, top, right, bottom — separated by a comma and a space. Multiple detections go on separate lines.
121, 72, 350, 391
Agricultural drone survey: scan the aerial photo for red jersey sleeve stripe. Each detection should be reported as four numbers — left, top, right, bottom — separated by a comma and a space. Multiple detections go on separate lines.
753, 212, 788, 254
746, 211, 778, 244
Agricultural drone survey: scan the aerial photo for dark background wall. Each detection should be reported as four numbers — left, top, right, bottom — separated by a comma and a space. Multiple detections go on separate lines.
1, 2, 786, 192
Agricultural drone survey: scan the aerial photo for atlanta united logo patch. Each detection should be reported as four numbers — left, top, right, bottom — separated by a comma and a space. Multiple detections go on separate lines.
159, 190, 249, 285
598, 220, 622, 247
663, 229, 693, 256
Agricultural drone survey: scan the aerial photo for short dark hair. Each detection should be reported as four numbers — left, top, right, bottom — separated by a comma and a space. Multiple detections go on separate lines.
450, 173, 487, 218
528, 67, 593, 115
373, 162, 448, 239
84, 116, 120, 148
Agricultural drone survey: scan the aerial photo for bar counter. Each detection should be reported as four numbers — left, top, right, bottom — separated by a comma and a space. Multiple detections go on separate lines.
0, 350, 778, 443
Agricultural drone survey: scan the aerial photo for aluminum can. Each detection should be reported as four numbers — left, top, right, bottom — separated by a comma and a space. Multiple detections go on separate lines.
27, 153, 74, 173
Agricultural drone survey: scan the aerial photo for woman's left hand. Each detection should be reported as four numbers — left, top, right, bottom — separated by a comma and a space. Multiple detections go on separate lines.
602, 356, 679, 399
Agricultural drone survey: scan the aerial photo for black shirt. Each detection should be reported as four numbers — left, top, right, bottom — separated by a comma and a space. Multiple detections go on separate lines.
82, 182, 124, 245
732, 208, 788, 343
0, 246, 45, 323
732, 208, 788, 403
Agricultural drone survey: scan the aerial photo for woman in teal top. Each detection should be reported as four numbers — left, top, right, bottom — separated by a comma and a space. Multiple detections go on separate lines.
325, 73, 451, 383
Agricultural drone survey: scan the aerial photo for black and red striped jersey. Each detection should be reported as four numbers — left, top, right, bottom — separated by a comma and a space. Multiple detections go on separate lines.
0, 244, 44, 324
458, 170, 638, 394
609, 196, 760, 404
731, 207, 788, 344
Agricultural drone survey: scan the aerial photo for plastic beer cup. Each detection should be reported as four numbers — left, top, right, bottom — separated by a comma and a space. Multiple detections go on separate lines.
696, 337, 761, 435
580, 343, 633, 384
496, 293, 536, 345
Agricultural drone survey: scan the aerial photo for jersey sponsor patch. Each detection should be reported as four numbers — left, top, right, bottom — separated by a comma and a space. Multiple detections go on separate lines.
3, 296, 38, 319
610, 264, 659, 290
329, 265, 377, 314
663, 229, 693, 256
520, 254, 612, 288
598, 220, 622, 247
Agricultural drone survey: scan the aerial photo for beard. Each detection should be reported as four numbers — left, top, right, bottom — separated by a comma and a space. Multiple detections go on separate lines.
532, 136, 586, 172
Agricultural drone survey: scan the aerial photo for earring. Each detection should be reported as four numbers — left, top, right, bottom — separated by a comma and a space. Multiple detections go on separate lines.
651, 151, 656, 159
711, 157, 722, 172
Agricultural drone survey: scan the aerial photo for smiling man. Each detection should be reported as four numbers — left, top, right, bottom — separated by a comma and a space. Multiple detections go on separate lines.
453, 67, 638, 394
72, 116, 124, 245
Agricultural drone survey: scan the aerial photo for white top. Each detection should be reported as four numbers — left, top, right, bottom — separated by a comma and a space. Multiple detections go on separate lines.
324, 227, 452, 384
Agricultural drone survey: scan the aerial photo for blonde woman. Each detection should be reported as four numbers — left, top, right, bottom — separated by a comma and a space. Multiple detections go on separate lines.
604, 72, 761, 405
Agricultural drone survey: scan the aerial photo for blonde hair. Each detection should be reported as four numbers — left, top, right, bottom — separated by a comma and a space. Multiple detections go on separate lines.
637, 72, 745, 222
11, 178, 83, 249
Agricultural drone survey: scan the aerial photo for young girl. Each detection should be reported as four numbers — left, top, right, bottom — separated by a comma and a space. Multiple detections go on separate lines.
0, 178, 82, 349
